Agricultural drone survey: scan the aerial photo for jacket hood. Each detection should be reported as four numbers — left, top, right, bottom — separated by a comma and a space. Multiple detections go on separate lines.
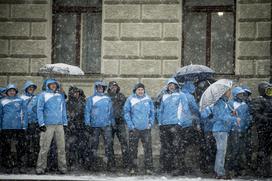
6, 84, 18, 94
232, 87, 245, 98
107, 81, 120, 93
258, 81, 270, 97
23, 81, 37, 93
94, 80, 107, 94
45, 79, 60, 91
167, 78, 179, 87
240, 85, 252, 95
182, 81, 196, 94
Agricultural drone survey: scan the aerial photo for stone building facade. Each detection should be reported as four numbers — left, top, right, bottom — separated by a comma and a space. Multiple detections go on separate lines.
0, 0, 270, 97
0, 0, 271, 165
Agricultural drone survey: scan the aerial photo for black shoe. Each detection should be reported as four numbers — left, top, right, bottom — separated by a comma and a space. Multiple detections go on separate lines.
171, 169, 185, 176
59, 169, 67, 174
19, 168, 27, 174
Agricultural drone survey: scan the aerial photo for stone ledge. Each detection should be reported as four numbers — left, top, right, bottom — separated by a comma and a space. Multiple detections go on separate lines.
104, 0, 179, 4
103, 55, 179, 60
238, 56, 270, 60
238, 0, 272, 4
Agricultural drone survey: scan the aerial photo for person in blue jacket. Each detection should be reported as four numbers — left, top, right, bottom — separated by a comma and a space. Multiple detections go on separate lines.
36, 79, 68, 174
0, 84, 28, 173
157, 78, 191, 175
124, 83, 155, 174
227, 86, 252, 176
84, 80, 115, 171
211, 88, 240, 179
20, 81, 39, 168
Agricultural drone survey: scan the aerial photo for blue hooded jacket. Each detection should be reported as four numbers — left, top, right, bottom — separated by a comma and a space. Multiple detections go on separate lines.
200, 105, 215, 132
158, 78, 191, 127
181, 81, 200, 126
37, 79, 68, 126
229, 87, 252, 132
124, 84, 155, 130
20, 81, 38, 124
212, 96, 238, 132
0, 87, 6, 99
84, 81, 115, 128
0, 84, 28, 130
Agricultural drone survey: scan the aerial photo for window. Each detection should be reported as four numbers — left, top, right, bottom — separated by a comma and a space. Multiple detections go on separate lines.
182, 0, 235, 74
52, 0, 102, 74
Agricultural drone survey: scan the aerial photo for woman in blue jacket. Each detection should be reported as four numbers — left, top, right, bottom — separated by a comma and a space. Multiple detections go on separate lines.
84, 80, 115, 171
124, 83, 155, 174
157, 78, 191, 175
212, 88, 240, 179
20, 80, 39, 168
0, 84, 28, 173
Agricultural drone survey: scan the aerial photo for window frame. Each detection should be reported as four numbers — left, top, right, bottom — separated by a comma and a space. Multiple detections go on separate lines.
182, 1, 236, 75
51, 1, 102, 73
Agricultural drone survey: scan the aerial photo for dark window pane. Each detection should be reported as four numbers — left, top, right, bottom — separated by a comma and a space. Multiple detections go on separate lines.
210, 12, 234, 73
183, 13, 207, 65
81, 13, 101, 73
54, 0, 102, 7
185, 0, 234, 6
53, 14, 77, 65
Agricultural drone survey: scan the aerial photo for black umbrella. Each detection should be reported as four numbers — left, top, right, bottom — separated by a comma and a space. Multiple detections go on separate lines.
174, 64, 215, 82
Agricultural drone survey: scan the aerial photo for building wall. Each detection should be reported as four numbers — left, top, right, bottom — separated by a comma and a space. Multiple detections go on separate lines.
236, 0, 271, 95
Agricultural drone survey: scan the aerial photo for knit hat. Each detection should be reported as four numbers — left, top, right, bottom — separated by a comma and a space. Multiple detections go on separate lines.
133, 83, 145, 93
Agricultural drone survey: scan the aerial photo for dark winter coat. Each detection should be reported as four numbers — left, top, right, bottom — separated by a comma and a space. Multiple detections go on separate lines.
251, 82, 272, 133
67, 87, 86, 131
107, 82, 126, 123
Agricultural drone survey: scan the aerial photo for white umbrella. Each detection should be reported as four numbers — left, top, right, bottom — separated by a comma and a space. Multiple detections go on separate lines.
39, 63, 84, 75
199, 79, 233, 111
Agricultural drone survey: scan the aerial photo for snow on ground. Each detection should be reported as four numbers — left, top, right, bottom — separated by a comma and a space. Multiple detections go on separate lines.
0, 174, 266, 181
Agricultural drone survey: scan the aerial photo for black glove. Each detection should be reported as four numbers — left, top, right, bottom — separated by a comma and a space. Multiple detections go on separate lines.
39, 125, 46, 132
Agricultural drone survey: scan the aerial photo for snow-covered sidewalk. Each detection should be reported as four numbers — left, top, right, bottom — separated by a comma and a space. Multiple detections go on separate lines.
0, 174, 265, 181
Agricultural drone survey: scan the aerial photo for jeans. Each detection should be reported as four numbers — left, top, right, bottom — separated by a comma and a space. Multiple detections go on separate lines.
112, 121, 129, 168
213, 132, 228, 176
128, 129, 153, 170
89, 126, 115, 169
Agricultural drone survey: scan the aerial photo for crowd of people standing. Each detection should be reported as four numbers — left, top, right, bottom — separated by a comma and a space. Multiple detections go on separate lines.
0, 77, 272, 179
